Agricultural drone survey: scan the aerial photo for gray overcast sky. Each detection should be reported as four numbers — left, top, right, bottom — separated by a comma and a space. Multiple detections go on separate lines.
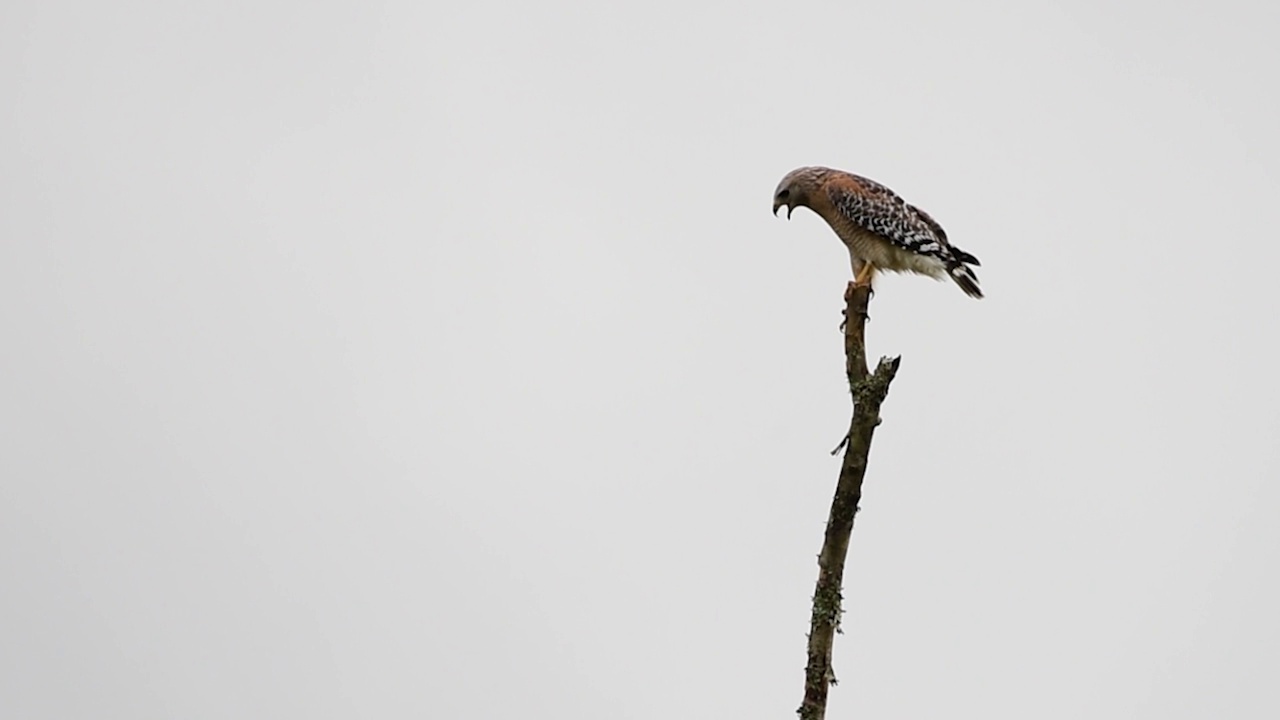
3, 1, 1279, 718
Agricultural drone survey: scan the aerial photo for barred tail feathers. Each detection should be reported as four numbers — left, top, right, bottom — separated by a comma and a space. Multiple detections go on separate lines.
947, 259, 983, 299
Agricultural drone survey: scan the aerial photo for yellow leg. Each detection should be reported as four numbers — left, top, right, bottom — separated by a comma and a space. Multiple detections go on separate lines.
854, 261, 877, 287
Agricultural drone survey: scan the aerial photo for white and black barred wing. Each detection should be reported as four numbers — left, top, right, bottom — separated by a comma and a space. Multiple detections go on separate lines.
826, 175, 983, 298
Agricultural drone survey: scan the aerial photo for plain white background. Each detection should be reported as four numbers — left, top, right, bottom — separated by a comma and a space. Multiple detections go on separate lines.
4, 1, 1278, 717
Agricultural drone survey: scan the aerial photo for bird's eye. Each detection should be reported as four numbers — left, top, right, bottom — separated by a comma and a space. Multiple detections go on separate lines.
778, 189, 790, 200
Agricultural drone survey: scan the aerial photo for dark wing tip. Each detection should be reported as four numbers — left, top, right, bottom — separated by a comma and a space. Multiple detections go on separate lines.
951, 247, 980, 267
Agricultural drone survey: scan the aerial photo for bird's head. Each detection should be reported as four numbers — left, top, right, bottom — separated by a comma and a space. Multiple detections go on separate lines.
772, 166, 826, 219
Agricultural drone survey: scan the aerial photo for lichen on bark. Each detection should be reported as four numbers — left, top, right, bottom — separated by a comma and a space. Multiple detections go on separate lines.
798, 282, 900, 720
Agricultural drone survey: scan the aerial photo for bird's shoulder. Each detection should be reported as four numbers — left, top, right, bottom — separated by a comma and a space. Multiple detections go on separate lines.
823, 172, 948, 255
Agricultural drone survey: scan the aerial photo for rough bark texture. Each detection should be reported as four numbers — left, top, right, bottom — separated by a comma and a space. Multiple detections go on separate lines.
798, 282, 901, 720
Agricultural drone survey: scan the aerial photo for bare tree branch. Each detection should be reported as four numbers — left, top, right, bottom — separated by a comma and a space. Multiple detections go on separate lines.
798, 282, 901, 720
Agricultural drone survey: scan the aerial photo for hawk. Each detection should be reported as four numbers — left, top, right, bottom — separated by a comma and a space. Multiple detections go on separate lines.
773, 167, 982, 298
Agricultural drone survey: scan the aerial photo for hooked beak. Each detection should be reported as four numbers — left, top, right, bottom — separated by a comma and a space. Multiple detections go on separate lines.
773, 201, 793, 219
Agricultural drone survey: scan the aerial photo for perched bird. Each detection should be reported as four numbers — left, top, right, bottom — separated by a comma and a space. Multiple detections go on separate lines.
773, 167, 982, 298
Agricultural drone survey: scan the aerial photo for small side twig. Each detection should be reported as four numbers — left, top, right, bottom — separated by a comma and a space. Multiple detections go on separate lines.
829, 433, 850, 456
798, 282, 901, 720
